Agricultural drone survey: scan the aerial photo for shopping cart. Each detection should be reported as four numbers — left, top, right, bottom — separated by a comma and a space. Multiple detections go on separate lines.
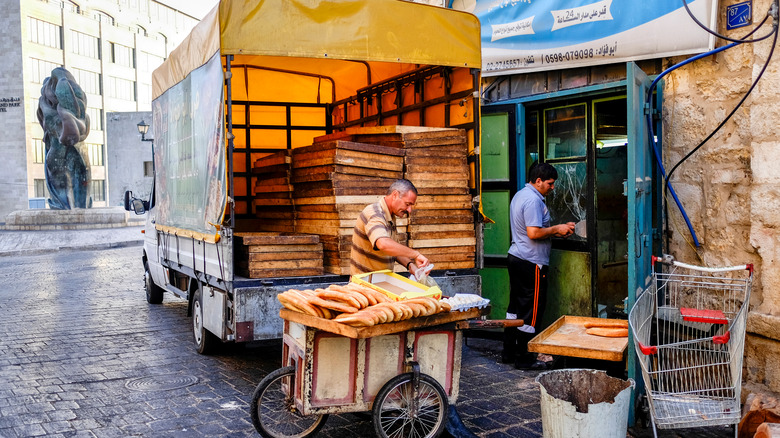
628, 255, 753, 438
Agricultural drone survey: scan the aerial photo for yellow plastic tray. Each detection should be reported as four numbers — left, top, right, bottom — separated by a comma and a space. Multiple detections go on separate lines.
351, 270, 442, 300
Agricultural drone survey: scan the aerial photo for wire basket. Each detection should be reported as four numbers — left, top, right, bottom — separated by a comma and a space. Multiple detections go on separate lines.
628, 255, 753, 437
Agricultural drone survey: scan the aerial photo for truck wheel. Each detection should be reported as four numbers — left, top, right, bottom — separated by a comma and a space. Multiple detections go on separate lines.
250, 366, 328, 438
193, 285, 219, 354
144, 261, 164, 304
372, 372, 448, 438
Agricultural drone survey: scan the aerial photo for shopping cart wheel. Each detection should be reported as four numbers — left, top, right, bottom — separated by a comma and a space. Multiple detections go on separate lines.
372, 372, 449, 438
250, 366, 328, 438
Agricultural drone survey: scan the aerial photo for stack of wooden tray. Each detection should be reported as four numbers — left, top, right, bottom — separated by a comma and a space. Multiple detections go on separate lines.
252, 150, 295, 232
234, 232, 323, 278
291, 140, 405, 275
402, 129, 476, 270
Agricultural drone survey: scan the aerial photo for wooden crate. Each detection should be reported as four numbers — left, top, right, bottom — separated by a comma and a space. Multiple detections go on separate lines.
234, 232, 323, 278
253, 151, 295, 232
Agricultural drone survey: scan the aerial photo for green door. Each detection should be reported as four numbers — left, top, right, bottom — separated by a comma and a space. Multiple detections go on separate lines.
480, 107, 517, 320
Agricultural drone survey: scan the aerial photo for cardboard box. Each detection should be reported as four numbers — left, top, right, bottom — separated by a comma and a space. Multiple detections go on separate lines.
351, 270, 442, 300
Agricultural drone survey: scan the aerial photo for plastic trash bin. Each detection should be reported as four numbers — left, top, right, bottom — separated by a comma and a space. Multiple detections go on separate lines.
536, 368, 634, 438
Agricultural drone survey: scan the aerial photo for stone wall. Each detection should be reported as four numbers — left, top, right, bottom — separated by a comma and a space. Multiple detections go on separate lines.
661, 0, 780, 397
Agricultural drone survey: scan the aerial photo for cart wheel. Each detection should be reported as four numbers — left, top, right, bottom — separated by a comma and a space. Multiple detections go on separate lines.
250, 366, 328, 438
372, 372, 449, 438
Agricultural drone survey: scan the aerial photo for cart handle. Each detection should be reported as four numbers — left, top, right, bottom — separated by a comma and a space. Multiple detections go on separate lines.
637, 342, 657, 355
638, 332, 730, 354
713, 331, 730, 345
652, 255, 754, 275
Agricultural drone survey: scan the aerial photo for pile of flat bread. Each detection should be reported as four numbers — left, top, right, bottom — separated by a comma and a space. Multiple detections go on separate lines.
277, 283, 451, 327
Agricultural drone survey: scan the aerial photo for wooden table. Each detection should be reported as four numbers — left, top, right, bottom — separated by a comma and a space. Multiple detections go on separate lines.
527, 315, 628, 362
279, 306, 484, 339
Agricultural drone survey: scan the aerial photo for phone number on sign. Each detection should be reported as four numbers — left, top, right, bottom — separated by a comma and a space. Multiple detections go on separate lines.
542, 49, 594, 64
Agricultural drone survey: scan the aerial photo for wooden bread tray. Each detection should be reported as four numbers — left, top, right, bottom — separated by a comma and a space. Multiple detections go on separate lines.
527, 315, 628, 362
280, 306, 485, 339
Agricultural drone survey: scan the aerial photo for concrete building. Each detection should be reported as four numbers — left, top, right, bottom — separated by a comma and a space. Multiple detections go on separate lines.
0, 0, 200, 221
106, 110, 152, 207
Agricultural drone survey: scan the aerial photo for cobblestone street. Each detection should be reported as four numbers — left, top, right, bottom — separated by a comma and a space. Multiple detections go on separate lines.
0, 245, 734, 437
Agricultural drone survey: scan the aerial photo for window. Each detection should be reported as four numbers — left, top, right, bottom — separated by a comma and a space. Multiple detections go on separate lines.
138, 51, 164, 73
32, 139, 46, 164
34, 179, 48, 198
144, 161, 154, 177
54, 0, 79, 13
31, 98, 41, 120
71, 68, 101, 95
110, 42, 134, 68
29, 58, 61, 84
94, 11, 114, 26
71, 30, 100, 59
106, 76, 135, 101
89, 180, 105, 202
87, 107, 103, 131
544, 103, 587, 160
87, 143, 104, 166
28, 17, 62, 49
138, 83, 151, 106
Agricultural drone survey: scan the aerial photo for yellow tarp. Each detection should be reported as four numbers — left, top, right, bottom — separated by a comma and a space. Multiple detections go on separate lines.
153, 0, 481, 99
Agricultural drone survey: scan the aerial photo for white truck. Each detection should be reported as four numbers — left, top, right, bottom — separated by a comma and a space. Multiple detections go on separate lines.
125, 0, 484, 353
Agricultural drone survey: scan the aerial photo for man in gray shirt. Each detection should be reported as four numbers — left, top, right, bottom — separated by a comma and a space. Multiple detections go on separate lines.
503, 163, 574, 369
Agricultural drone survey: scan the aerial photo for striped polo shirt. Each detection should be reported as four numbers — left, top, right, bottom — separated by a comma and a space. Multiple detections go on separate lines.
350, 197, 398, 275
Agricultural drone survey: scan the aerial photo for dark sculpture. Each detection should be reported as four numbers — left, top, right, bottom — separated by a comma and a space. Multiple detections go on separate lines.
36, 67, 92, 209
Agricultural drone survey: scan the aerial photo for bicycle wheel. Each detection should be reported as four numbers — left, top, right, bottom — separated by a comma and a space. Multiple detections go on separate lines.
250, 366, 328, 438
372, 372, 448, 438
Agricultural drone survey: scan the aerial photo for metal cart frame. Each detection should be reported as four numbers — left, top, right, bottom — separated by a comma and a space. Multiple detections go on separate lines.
251, 307, 497, 438
628, 255, 753, 438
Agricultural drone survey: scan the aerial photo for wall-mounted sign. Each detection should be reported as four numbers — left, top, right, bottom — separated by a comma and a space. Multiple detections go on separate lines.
727, 1, 752, 30
466, 0, 718, 76
0, 97, 21, 112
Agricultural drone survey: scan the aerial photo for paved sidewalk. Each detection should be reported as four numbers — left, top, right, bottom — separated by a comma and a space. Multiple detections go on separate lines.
0, 228, 737, 437
0, 225, 144, 257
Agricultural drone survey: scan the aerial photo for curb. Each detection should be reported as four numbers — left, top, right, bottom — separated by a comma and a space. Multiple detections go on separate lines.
0, 239, 144, 257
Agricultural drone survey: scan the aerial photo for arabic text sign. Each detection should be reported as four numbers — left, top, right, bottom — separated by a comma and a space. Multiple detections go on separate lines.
473, 0, 717, 76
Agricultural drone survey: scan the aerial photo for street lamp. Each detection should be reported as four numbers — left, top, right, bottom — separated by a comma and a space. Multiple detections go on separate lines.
137, 119, 153, 142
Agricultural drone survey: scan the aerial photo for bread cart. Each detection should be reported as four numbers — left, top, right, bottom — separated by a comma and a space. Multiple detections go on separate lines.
250, 306, 511, 438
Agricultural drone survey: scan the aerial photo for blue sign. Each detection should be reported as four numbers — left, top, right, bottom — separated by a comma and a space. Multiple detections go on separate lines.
464, 0, 717, 75
727, 1, 752, 30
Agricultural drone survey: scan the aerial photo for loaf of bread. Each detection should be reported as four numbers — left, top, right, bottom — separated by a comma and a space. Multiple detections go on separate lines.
583, 320, 628, 329
277, 284, 449, 327
585, 327, 629, 338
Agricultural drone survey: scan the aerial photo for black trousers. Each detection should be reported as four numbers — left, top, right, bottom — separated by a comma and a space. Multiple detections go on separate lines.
503, 254, 548, 360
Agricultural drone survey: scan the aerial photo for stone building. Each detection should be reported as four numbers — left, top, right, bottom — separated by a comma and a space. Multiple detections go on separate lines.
458, 0, 780, 403
0, 0, 200, 219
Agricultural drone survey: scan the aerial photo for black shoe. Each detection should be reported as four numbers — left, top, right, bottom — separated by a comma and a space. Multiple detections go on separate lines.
513, 352, 536, 369
501, 350, 516, 364
515, 359, 550, 370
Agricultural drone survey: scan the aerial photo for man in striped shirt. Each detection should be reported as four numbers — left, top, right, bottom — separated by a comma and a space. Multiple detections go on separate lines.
351, 179, 429, 276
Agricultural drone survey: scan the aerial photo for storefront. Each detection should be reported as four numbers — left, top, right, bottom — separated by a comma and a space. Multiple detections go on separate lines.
458, 0, 780, 420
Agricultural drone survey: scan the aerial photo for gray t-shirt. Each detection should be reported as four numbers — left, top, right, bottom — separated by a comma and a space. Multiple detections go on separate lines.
508, 183, 551, 266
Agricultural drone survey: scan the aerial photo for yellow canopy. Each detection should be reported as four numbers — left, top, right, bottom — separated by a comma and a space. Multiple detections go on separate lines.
153, 0, 481, 99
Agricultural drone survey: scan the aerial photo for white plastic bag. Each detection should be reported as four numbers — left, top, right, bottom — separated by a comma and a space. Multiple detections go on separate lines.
410, 264, 438, 288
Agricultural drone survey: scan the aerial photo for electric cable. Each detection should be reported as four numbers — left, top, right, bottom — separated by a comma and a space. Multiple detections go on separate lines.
644, 0, 779, 247
682, 0, 775, 43
666, 26, 778, 190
